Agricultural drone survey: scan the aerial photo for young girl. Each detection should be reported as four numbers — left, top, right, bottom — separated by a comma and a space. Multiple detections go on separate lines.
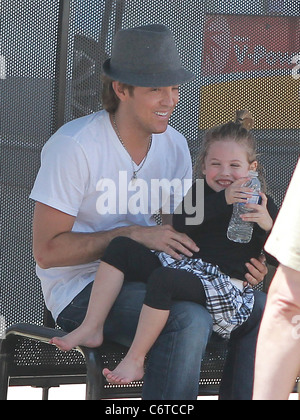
50, 111, 278, 385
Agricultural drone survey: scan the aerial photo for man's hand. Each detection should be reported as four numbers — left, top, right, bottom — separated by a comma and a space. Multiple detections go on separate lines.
244, 254, 268, 287
131, 224, 199, 260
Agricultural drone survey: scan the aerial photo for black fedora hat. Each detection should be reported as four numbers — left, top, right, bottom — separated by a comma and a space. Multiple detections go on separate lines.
102, 24, 195, 87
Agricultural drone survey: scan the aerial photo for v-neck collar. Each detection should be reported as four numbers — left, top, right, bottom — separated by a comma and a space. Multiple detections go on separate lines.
105, 111, 154, 169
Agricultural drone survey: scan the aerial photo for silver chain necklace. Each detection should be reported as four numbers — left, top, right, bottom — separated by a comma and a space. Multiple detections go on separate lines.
112, 114, 152, 183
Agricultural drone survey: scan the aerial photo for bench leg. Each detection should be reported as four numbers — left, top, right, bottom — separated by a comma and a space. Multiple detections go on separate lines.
84, 349, 105, 400
0, 349, 9, 400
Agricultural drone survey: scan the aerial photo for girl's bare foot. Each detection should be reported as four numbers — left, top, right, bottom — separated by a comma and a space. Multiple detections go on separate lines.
102, 354, 145, 385
50, 325, 103, 351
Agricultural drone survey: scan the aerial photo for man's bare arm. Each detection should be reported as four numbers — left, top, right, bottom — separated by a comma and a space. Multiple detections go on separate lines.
33, 203, 199, 269
32, 202, 136, 268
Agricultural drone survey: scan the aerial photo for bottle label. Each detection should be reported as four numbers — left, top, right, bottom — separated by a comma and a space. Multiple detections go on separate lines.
246, 193, 260, 205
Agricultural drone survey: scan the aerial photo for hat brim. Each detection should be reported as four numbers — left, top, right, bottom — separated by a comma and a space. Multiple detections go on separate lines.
102, 58, 195, 88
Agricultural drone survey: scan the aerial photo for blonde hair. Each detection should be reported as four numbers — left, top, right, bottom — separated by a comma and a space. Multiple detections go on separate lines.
195, 110, 266, 191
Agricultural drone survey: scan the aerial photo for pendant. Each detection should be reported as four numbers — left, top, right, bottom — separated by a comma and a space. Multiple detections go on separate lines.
131, 171, 137, 182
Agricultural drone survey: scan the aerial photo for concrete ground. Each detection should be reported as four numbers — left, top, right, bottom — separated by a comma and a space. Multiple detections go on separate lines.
7, 385, 298, 400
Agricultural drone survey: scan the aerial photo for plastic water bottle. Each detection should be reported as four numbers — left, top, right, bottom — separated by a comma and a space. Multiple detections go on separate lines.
227, 171, 261, 243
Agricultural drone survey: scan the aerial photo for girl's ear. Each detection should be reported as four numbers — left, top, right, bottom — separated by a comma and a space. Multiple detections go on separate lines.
201, 164, 206, 175
250, 160, 258, 171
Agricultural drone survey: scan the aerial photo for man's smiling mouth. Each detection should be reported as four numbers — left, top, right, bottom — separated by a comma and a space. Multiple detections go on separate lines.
155, 111, 169, 117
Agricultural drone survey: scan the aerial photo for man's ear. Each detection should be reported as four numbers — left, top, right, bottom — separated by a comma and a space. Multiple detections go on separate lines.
112, 81, 128, 102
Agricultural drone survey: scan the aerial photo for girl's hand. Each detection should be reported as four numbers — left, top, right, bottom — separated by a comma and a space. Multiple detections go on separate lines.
225, 178, 253, 205
240, 193, 273, 232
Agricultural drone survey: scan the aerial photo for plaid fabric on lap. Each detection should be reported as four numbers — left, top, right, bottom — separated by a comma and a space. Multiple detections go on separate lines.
157, 253, 254, 339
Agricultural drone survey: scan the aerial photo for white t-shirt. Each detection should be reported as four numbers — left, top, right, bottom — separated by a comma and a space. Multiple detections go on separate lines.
265, 158, 300, 272
30, 110, 192, 321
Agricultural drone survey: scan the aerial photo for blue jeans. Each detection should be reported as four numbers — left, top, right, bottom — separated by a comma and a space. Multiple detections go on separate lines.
57, 282, 266, 400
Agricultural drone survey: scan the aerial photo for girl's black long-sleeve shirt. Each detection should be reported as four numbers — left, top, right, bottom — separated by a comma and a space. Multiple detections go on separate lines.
173, 181, 278, 280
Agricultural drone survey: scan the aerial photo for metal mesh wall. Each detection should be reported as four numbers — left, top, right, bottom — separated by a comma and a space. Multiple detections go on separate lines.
1, 0, 299, 334
1, 0, 61, 333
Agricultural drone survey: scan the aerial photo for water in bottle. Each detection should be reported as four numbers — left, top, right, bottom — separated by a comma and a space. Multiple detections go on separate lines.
227, 171, 261, 243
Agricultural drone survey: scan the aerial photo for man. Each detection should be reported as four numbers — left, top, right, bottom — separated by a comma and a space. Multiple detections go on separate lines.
253, 159, 300, 400
31, 24, 267, 399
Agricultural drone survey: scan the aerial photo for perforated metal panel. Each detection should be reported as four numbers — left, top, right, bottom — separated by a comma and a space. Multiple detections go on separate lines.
1, 0, 61, 334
